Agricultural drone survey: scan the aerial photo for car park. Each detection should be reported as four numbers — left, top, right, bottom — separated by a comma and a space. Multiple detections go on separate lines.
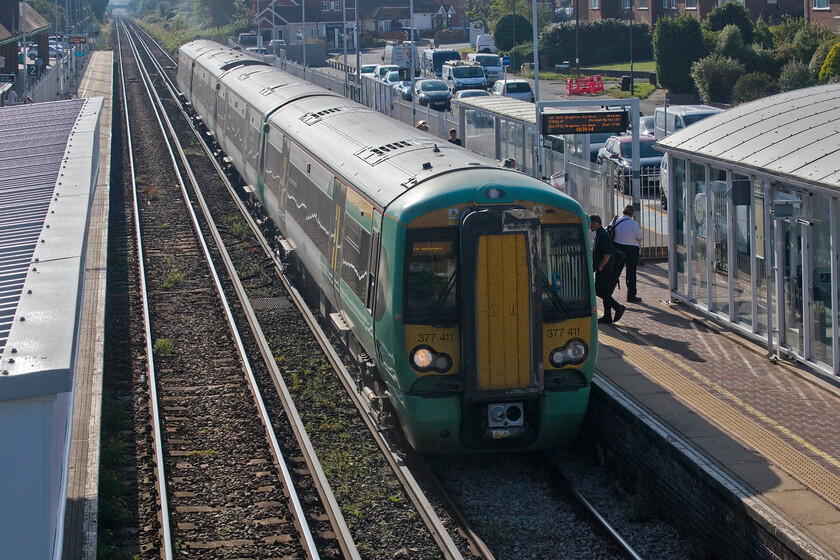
489, 78, 534, 102
638, 115, 654, 136
441, 61, 486, 92
373, 64, 400, 81
454, 89, 489, 99
653, 104, 722, 140
383, 71, 402, 87
465, 53, 504, 85
414, 79, 453, 111
596, 134, 662, 194
393, 80, 414, 100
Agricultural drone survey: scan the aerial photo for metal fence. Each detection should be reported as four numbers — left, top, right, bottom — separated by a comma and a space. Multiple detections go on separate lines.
269, 54, 667, 257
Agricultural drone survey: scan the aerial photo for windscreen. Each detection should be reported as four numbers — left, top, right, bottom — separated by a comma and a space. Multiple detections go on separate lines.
453, 67, 483, 78
507, 82, 531, 93
475, 55, 500, 66
404, 229, 459, 325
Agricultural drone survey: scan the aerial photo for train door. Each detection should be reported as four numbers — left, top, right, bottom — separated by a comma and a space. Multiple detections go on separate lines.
330, 178, 347, 307
459, 208, 543, 398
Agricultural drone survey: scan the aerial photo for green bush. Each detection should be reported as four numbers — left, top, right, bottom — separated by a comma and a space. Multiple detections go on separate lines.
732, 72, 777, 103
810, 37, 840, 78
778, 60, 814, 91
716, 24, 745, 60
743, 45, 782, 79
495, 13, 531, 51
770, 15, 806, 48
691, 53, 745, 103
508, 42, 534, 72
819, 41, 840, 84
654, 15, 705, 93
541, 19, 652, 67
703, 2, 753, 44
752, 17, 774, 49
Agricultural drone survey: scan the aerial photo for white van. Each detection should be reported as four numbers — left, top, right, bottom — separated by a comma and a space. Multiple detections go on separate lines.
382, 41, 419, 77
422, 48, 462, 78
653, 105, 722, 140
442, 61, 487, 92
466, 53, 504, 85
475, 34, 496, 53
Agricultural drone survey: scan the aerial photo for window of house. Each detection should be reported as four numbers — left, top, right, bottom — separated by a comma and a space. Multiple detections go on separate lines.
813, 0, 828, 8
322, 1, 329, 10
671, 0, 677, 8
590, 0, 599, 9
622, 0, 631, 8
686, 0, 696, 8
638, 0, 649, 9
333, 1, 341, 10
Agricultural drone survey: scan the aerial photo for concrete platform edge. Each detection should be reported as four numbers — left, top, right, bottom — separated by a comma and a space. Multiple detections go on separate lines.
590, 374, 835, 560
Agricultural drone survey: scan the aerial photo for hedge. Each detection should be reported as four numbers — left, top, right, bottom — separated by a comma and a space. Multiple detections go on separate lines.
539, 19, 652, 67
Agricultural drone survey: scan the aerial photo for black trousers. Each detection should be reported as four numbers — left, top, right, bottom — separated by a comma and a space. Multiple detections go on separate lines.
614, 243, 640, 300
595, 271, 620, 319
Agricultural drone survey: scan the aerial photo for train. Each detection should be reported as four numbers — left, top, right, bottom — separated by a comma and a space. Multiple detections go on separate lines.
177, 40, 598, 453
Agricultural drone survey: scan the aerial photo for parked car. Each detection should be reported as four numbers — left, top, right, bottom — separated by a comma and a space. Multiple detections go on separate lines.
659, 155, 668, 209
383, 70, 402, 87
489, 78, 534, 102
414, 79, 453, 111
360, 64, 378, 77
373, 64, 400, 81
653, 104, 722, 140
588, 132, 614, 163
393, 80, 414, 100
638, 115, 654, 136
454, 89, 490, 99
441, 61, 486, 92
596, 134, 662, 194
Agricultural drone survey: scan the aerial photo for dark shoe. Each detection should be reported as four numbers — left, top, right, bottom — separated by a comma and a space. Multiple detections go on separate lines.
613, 305, 626, 323
627, 296, 642, 303
598, 316, 612, 324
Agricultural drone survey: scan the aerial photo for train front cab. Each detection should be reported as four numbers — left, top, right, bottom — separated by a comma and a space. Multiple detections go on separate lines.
384, 180, 596, 454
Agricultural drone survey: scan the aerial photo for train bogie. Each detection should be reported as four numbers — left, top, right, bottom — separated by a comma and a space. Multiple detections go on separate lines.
178, 40, 597, 453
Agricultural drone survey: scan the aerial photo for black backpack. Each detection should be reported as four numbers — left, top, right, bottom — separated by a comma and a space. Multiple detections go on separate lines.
605, 215, 621, 239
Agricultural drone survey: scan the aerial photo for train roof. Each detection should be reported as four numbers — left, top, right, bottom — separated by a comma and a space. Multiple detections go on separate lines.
180, 40, 268, 78
181, 40, 580, 213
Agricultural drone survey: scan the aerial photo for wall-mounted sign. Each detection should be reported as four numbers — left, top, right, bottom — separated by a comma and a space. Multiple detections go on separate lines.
0, 74, 14, 83
541, 110, 628, 135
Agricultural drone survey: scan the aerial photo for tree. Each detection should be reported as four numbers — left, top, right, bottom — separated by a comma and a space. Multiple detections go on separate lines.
703, 2, 753, 44
691, 54, 745, 103
467, 0, 493, 33
716, 24, 745, 60
654, 15, 705, 93
494, 13, 531, 51
732, 72, 777, 103
818, 41, 840, 84
778, 60, 813, 92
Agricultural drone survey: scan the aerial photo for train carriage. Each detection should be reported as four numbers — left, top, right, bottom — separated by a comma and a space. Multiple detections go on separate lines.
179, 40, 598, 453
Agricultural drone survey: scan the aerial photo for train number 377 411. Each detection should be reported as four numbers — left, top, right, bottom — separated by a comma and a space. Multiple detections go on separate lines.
547, 327, 581, 339
416, 333, 455, 343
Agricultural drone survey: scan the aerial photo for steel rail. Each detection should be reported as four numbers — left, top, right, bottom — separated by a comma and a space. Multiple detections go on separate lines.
135, 25, 476, 559
120, 20, 321, 559
156, 54, 470, 560
114, 24, 174, 560
124, 20, 361, 560
550, 461, 645, 560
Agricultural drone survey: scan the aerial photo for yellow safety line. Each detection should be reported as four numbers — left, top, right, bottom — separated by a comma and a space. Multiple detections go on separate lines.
599, 327, 840, 509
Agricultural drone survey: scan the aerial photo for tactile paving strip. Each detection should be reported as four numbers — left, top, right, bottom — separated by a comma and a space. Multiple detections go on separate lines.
600, 329, 840, 509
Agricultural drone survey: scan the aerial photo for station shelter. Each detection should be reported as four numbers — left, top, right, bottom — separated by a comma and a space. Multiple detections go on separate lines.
658, 83, 840, 377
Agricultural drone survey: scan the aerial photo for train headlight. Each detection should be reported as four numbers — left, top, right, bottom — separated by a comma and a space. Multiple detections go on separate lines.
412, 347, 433, 369
410, 346, 453, 373
549, 338, 588, 368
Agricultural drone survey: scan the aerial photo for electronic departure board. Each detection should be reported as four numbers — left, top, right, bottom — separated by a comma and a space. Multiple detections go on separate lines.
541, 111, 628, 135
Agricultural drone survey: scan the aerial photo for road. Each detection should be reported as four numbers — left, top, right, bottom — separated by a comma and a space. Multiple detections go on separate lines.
330, 41, 665, 115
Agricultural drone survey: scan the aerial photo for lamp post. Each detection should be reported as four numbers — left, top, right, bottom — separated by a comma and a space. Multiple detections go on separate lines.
532, 0, 540, 177
302, 0, 306, 67
628, 8, 633, 95
410, 0, 416, 125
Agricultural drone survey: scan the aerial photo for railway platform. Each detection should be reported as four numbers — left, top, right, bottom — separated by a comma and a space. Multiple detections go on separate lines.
62, 50, 113, 560
591, 260, 840, 559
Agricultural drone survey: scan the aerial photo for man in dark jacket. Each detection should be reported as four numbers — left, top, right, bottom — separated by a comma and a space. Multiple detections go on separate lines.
590, 215, 626, 324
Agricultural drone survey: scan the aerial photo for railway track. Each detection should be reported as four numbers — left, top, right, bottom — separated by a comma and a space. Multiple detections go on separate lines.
117, 21, 350, 558
108, 20, 671, 559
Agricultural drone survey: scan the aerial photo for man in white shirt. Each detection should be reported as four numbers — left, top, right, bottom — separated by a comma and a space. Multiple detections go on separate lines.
612, 204, 643, 303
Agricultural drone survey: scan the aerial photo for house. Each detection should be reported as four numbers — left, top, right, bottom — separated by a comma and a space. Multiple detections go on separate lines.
253, 0, 357, 48
585, 0, 837, 31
